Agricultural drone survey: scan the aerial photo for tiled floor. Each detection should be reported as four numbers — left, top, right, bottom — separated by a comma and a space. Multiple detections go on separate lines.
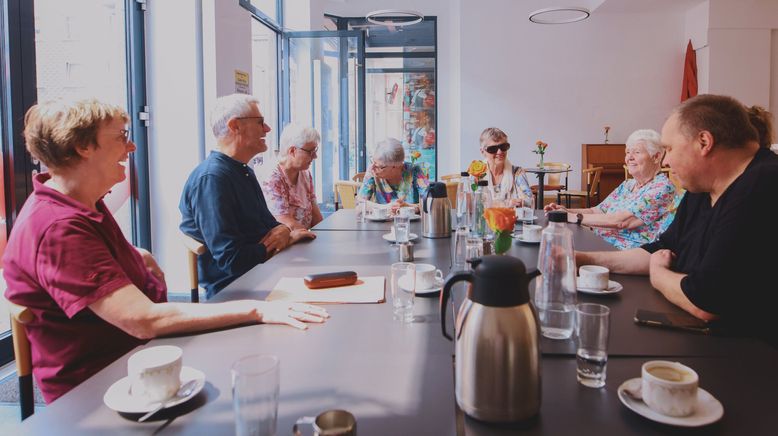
0, 402, 32, 433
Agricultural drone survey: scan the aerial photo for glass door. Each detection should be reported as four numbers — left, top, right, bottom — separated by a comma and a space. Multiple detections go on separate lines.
282, 30, 364, 212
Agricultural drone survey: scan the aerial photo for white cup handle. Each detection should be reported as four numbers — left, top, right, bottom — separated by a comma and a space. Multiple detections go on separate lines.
435, 270, 443, 281
293, 416, 316, 436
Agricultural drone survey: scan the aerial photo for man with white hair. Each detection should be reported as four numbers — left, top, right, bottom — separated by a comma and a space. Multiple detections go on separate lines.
180, 94, 313, 298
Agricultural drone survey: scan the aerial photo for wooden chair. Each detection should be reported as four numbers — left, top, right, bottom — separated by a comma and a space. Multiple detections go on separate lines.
557, 166, 603, 208
624, 166, 682, 190
334, 181, 361, 210
6, 298, 34, 420
178, 231, 206, 303
440, 173, 460, 182
444, 181, 458, 209
352, 172, 366, 183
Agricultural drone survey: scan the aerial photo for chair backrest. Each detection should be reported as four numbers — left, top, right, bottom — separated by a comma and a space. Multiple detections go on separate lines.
334, 181, 361, 209
352, 172, 366, 183
623, 164, 631, 180
543, 162, 571, 187
6, 298, 34, 420
444, 181, 458, 209
178, 230, 206, 303
583, 166, 604, 197
440, 173, 460, 182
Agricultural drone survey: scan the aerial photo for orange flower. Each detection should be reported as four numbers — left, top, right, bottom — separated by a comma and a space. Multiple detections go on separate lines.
467, 160, 488, 179
534, 140, 548, 154
410, 151, 421, 160
483, 207, 516, 232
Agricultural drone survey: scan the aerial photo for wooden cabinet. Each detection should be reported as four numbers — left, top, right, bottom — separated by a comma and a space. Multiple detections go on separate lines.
581, 144, 625, 199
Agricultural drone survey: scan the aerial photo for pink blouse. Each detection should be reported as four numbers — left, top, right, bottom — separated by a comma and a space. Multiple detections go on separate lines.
262, 164, 317, 228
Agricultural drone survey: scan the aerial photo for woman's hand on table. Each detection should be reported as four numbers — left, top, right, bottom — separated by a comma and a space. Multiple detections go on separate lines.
544, 202, 568, 213
255, 301, 330, 330
290, 229, 317, 244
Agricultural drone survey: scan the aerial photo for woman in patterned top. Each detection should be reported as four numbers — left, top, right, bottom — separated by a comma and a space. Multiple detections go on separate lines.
545, 129, 679, 250
358, 138, 429, 213
262, 124, 324, 230
479, 127, 533, 205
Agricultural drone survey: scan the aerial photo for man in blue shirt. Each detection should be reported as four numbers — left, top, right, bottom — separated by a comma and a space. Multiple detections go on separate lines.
180, 94, 315, 298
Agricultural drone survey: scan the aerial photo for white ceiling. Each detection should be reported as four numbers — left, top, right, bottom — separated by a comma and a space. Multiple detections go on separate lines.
595, 0, 706, 14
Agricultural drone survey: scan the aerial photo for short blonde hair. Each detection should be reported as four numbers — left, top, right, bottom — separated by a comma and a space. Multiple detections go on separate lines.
278, 123, 321, 164
479, 127, 508, 147
24, 99, 129, 169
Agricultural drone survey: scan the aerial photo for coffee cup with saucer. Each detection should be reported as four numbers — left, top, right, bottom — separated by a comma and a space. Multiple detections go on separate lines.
576, 266, 623, 294
516, 224, 542, 244
617, 360, 723, 427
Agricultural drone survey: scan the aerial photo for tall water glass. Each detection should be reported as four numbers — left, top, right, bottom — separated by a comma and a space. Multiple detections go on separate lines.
232, 355, 280, 436
456, 190, 470, 230
576, 304, 610, 388
393, 215, 410, 243
465, 236, 484, 269
355, 198, 367, 224
391, 262, 416, 323
453, 227, 470, 270
520, 195, 535, 222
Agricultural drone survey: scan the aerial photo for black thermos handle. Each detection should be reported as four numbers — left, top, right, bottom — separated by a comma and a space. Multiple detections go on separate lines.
440, 271, 474, 341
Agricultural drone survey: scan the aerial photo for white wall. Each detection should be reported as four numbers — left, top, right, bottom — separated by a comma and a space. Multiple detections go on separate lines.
685, 1, 710, 93
459, 2, 686, 189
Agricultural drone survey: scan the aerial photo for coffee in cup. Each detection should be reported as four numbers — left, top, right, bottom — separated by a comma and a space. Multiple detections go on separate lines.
641, 360, 699, 417
128, 345, 183, 402
522, 224, 543, 242
578, 265, 609, 290
414, 263, 443, 289
293, 409, 356, 436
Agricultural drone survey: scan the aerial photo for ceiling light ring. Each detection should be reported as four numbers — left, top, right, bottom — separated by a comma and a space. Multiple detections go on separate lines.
366, 9, 424, 27
528, 7, 591, 25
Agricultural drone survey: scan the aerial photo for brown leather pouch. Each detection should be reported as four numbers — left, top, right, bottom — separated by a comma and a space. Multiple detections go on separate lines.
304, 271, 358, 289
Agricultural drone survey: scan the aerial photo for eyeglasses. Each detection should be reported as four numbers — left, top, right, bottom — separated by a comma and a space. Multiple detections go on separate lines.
484, 142, 510, 154
235, 116, 265, 126
119, 129, 131, 143
370, 160, 401, 171
296, 145, 318, 156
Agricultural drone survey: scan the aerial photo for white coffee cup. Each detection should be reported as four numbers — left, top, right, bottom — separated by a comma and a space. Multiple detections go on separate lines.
415, 263, 443, 289
522, 224, 543, 242
578, 265, 610, 290
514, 207, 526, 220
399, 206, 415, 218
371, 207, 389, 219
640, 360, 699, 417
128, 345, 183, 402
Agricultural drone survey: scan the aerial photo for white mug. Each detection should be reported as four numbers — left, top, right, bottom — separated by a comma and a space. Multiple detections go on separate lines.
128, 345, 183, 402
399, 206, 415, 218
415, 263, 443, 289
522, 224, 543, 242
514, 206, 526, 220
578, 265, 609, 290
641, 360, 699, 417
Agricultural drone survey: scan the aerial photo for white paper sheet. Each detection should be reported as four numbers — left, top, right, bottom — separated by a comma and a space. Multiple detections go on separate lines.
267, 276, 385, 304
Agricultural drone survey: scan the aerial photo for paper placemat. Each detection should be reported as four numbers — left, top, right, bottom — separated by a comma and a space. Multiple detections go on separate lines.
267, 276, 385, 304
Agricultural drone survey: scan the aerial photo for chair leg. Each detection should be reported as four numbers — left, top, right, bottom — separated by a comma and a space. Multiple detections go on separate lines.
19, 374, 34, 420
190, 287, 199, 303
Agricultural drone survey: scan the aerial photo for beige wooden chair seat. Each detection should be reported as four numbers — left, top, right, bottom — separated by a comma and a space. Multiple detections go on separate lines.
6, 297, 34, 420
334, 181, 361, 210
178, 230, 206, 302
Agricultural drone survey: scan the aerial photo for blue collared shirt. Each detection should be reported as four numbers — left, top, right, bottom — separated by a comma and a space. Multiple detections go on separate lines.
179, 151, 281, 298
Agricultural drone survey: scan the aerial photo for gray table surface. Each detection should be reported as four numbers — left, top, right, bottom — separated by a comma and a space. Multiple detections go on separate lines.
19, 212, 777, 434
312, 209, 424, 232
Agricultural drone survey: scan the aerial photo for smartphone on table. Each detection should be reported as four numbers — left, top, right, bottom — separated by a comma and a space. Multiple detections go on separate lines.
634, 309, 713, 334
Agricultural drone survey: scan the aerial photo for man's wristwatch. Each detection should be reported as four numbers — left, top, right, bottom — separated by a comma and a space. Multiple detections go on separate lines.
576, 213, 584, 226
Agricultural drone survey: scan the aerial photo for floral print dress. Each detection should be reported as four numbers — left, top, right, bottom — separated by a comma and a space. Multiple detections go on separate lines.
262, 164, 317, 228
357, 162, 429, 204
594, 173, 681, 250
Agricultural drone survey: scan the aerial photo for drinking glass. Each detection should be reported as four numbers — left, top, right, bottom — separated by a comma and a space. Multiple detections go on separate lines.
393, 215, 410, 244
453, 227, 470, 270
520, 195, 535, 223
456, 190, 469, 230
355, 198, 366, 224
391, 262, 415, 323
575, 304, 610, 388
232, 354, 280, 436
465, 236, 484, 269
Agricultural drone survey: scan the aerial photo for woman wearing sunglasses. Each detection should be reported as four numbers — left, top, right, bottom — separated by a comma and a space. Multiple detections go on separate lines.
479, 127, 533, 205
358, 137, 429, 213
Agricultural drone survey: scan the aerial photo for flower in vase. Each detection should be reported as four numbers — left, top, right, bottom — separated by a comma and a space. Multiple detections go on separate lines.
533, 140, 548, 168
483, 207, 516, 254
410, 150, 422, 165
467, 160, 488, 190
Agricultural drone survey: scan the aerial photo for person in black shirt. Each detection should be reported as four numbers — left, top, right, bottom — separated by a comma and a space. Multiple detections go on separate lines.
577, 95, 778, 344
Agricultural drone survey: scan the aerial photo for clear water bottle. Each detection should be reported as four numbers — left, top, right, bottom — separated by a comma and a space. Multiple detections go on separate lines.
534, 210, 577, 339
471, 180, 490, 237
455, 171, 472, 230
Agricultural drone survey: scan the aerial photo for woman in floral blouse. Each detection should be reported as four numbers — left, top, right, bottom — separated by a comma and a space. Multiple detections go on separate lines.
262, 124, 324, 229
545, 129, 679, 249
358, 138, 429, 212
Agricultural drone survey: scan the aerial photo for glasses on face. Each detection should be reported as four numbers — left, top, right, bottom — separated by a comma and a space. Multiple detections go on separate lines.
235, 116, 265, 126
484, 142, 510, 154
296, 145, 318, 156
119, 129, 131, 143
370, 160, 400, 171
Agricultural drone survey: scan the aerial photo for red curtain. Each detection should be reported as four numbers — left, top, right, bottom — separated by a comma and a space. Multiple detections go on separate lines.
681, 40, 698, 102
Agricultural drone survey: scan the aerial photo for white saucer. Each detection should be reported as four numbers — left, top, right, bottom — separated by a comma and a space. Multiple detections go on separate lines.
515, 214, 538, 222
514, 234, 540, 244
366, 215, 393, 222
399, 276, 444, 295
103, 366, 206, 414
576, 279, 623, 295
382, 232, 419, 243
618, 378, 723, 427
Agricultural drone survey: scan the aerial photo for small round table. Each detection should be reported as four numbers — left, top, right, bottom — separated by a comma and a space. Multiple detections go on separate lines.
524, 167, 572, 209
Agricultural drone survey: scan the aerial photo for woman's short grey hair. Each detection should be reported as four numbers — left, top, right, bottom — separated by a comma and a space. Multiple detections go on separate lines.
626, 129, 663, 157
373, 138, 405, 164
278, 123, 321, 163
210, 94, 260, 139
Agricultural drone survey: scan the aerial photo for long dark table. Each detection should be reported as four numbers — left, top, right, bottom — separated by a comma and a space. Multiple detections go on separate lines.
19, 210, 778, 434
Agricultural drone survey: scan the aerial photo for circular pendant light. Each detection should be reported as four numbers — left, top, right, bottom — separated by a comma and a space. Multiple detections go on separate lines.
529, 7, 590, 24
366, 9, 424, 27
